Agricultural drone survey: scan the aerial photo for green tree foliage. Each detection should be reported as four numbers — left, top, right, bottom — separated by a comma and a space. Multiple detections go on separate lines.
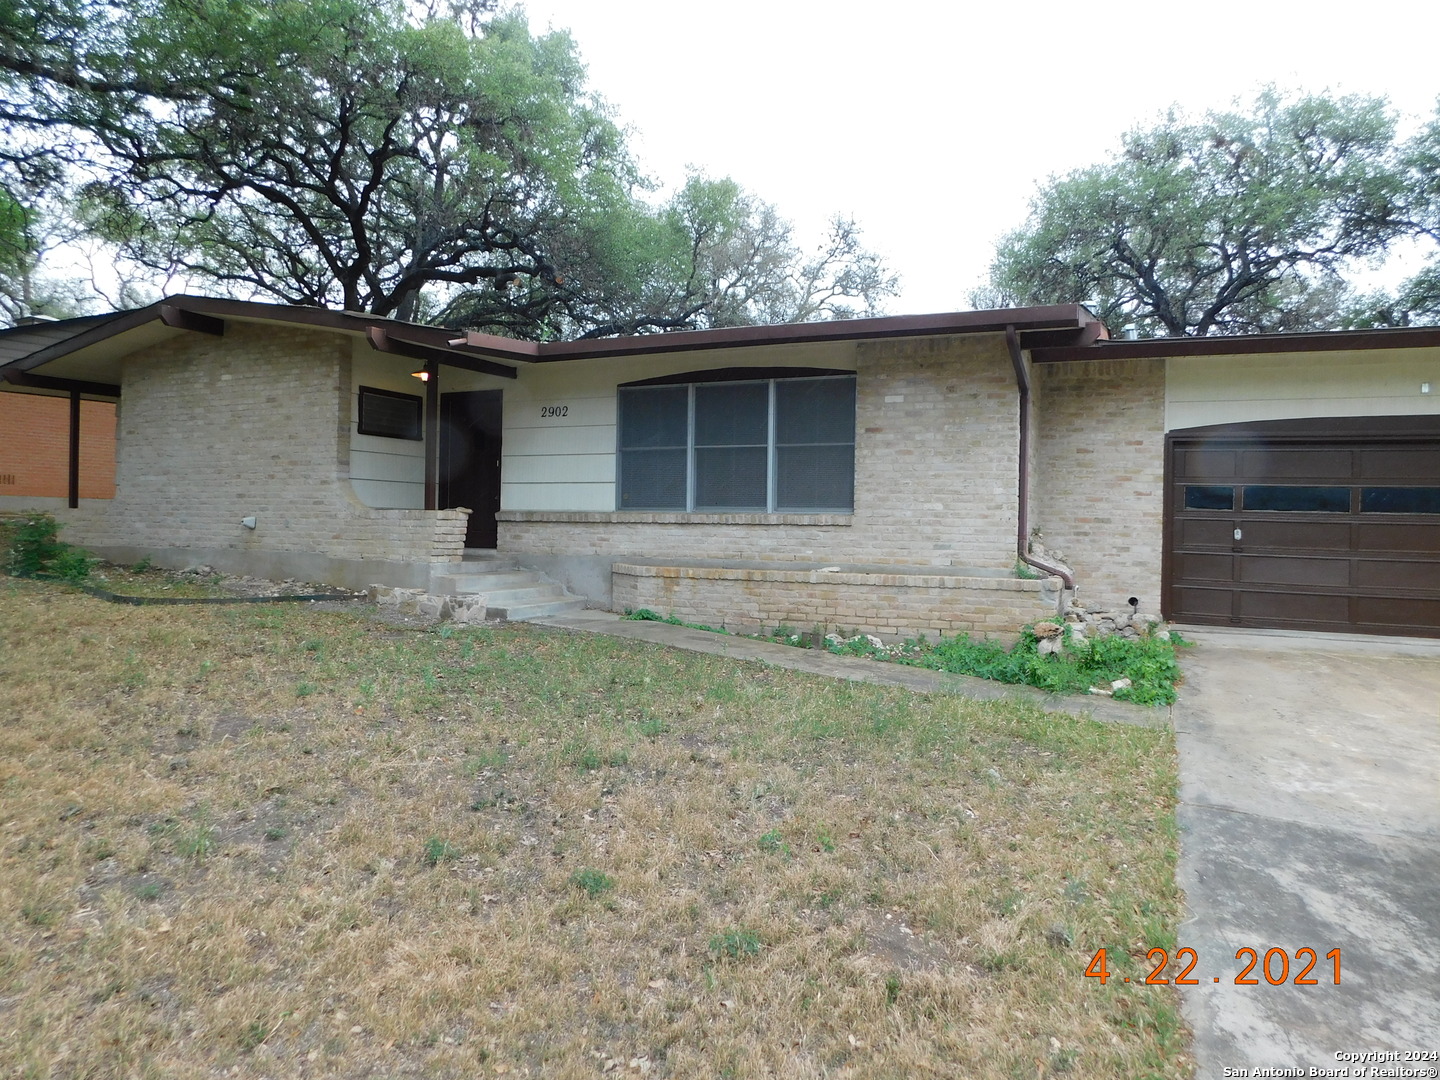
984, 90, 1408, 336
0, 0, 895, 335
1345, 103, 1440, 328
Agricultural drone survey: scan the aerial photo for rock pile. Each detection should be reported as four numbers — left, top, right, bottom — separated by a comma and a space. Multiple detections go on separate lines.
367, 585, 488, 624
1062, 600, 1168, 642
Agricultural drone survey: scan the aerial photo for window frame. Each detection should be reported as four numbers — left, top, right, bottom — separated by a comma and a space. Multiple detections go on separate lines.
617, 372, 856, 513
356, 385, 424, 441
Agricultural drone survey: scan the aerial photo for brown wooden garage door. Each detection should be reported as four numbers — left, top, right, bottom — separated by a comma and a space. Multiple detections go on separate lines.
1166, 416, 1440, 637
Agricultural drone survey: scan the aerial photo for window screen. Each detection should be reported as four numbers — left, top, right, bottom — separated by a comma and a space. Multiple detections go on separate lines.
617, 375, 855, 512
618, 386, 688, 509
357, 386, 423, 440
776, 378, 856, 510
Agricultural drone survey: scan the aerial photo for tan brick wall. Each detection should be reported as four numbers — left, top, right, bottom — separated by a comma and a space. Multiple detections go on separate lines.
500, 333, 1021, 569
1031, 358, 1166, 610
614, 564, 1057, 643
0, 392, 116, 498
53, 323, 466, 579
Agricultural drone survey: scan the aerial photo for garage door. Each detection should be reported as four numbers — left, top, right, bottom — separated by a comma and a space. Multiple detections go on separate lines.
1166, 416, 1440, 637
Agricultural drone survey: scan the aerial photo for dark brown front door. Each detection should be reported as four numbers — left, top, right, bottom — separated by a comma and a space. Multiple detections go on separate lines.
439, 390, 503, 549
1166, 416, 1440, 637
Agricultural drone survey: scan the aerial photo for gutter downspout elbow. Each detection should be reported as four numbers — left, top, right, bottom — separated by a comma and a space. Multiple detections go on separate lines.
1005, 326, 1075, 600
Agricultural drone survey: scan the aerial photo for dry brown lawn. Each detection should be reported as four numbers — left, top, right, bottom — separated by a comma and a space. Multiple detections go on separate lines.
0, 578, 1191, 1078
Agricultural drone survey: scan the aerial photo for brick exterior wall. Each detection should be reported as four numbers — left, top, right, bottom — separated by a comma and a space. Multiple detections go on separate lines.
500, 334, 1021, 568
498, 333, 1036, 638
0, 393, 116, 498
53, 323, 466, 583
614, 563, 1058, 642
1031, 358, 1166, 610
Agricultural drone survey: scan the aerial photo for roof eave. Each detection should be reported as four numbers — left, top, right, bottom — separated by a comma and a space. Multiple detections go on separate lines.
1031, 325, 1440, 363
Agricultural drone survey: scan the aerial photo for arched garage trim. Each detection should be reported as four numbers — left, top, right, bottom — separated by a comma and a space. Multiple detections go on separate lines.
1164, 415, 1440, 637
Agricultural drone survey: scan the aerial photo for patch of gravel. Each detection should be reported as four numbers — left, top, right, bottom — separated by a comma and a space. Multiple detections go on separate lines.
172, 563, 366, 600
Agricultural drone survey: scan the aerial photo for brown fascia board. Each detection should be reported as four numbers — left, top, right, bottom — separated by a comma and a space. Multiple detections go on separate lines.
1030, 324, 1440, 363
458, 305, 1101, 361
1, 296, 1105, 380
0, 295, 532, 380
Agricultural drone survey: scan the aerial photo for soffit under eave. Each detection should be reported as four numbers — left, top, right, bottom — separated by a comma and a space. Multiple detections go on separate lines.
5, 321, 187, 386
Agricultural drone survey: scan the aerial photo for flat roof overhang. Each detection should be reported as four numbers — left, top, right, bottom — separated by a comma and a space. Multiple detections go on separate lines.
0, 296, 1107, 394
1030, 324, 1440, 364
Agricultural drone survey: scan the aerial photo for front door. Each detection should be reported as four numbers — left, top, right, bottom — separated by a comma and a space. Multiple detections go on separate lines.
439, 389, 503, 549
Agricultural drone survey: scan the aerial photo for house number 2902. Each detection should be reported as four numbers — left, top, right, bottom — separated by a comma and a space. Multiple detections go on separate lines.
540, 405, 568, 418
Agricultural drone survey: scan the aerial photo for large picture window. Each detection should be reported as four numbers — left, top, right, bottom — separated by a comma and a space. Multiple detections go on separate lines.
618, 374, 855, 512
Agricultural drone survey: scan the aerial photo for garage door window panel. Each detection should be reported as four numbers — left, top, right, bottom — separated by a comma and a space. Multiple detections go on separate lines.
1241, 486, 1351, 513
1183, 485, 1235, 510
1360, 487, 1440, 514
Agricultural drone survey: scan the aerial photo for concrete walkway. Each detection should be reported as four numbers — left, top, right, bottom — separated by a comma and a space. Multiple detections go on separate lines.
530, 608, 1165, 727
1171, 628, 1440, 1076
529, 611, 1440, 1071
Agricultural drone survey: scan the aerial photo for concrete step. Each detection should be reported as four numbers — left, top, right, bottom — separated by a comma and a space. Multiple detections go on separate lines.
481, 584, 569, 606
428, 560, 590, 623
489, 596, 590, 621
431, 570, 542, 595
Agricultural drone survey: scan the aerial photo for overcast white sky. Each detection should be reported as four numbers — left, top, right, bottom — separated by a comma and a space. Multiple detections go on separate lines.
515, 0, 1440, 315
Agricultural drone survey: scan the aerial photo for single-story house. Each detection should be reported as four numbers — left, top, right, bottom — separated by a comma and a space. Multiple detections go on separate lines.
2, 295, 1437, 638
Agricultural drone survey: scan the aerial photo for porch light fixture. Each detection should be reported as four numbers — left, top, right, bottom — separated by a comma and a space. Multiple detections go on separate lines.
411, 368, 430, 382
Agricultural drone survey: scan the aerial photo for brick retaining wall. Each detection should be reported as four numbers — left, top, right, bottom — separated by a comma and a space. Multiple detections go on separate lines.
613, 563, 1059, 642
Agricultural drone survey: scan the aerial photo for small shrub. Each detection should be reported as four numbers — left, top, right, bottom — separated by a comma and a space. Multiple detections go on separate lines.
709, 929, 761, 960
568, 868, 616, 897
20, 902, 58, 928
757, 829, 790, 857
174, 823, 215, 861
238, 1020, 270, 1052
3, 514, 94, 581
884, 974, 902, 1005
422, 836, 458, 866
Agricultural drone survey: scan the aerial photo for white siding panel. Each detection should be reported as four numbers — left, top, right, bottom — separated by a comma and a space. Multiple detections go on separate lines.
501, 482, 613, 511
1166, 349, 1440, 431
503, 454, 615, 484
504, 424, 616, 456
352, 432, 425, 458
507, 395, 616, 428
351, 448, 424, 484
351, 478, 424, 509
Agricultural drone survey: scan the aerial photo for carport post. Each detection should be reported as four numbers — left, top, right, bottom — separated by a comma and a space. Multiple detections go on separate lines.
423, 361, 439, 511
67, 389, 80, 509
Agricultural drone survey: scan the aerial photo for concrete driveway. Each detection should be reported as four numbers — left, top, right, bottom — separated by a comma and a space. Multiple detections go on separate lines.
1174, 629, 1440, 1076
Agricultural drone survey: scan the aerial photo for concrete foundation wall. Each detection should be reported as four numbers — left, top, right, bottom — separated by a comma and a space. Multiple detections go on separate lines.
1031, 358, 1167, 611
50, 322, 467, 586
